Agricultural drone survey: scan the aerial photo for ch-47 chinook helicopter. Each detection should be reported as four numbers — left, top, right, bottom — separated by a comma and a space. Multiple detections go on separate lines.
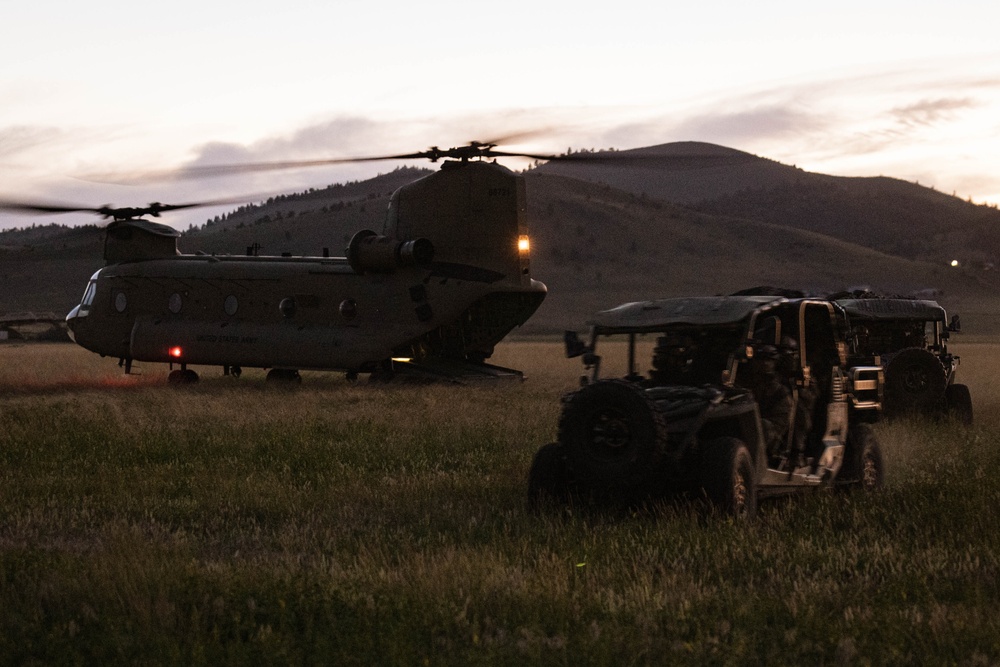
1, 141, 558, 383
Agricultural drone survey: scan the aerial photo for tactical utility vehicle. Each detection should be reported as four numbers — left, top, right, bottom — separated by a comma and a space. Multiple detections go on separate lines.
528, 296, 885, 518
835, 297, 970, 424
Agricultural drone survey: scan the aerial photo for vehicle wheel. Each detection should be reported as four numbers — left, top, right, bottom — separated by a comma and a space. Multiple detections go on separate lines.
945, 384, 973, 425
838, 423, 884, 491
883, 347, 947, 416
527, 442, 571, 511
558, 379, 666, 496
700, 437, 757, 519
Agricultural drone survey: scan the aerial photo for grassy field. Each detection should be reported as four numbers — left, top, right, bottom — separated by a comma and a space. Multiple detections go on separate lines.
1, 340, 999, 665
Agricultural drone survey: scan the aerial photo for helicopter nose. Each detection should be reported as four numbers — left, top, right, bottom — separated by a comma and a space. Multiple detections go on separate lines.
65, 305, 80, 343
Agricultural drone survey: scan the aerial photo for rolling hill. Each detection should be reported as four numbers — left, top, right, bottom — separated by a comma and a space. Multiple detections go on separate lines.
534, 142, 1000, 266
4, 143, 1000, 335
521, 172, 998, 330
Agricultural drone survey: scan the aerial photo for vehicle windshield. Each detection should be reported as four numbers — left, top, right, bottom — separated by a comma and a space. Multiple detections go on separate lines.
595, 325, 745, 387
852, 320, 934, 355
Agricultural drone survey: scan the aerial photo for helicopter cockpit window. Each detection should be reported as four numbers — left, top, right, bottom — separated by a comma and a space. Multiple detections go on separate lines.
80, 270, 100, 306
168, 293, 182, 314
81, 282, 97, 308
76, 270, 100, 316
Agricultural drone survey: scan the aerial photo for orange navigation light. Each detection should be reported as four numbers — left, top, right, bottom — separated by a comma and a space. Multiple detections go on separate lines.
169, 346, 183, 359
518, 235, 530, 255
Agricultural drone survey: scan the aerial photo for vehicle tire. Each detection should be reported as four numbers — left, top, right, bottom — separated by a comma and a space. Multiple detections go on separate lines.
838, 423, 884, 491
883, 347, 948, 416
558, 379, 666, 496
945, 383, 973, 425
527, 442, 571, 511
700, 437, 757, 519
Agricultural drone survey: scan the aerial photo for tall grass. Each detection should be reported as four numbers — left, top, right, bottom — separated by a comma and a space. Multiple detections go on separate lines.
1, 340, 998, 665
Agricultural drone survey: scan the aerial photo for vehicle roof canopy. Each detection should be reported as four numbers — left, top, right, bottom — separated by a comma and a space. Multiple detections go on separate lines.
835, 298, 945, 322
589, 296, 784, 334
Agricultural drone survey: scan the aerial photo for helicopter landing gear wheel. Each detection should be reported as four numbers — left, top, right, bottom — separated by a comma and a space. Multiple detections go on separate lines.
266, 369, 302, 384
168, 369, 199, 384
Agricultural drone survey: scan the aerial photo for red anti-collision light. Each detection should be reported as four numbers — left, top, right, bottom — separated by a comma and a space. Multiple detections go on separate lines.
169, 346, 183, 358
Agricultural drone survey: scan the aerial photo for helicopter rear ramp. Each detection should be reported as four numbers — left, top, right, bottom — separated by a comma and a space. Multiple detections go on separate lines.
375, 357, 524, 383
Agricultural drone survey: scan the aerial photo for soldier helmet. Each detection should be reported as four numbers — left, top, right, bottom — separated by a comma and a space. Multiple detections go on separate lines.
755, 344, 779, 360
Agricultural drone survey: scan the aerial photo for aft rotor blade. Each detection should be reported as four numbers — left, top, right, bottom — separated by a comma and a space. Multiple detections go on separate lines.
86, 152, 433, 184
176, 152, 432, 177
485, 149, 562, 161
543, 150, 762, 169
473, 126, 562, 147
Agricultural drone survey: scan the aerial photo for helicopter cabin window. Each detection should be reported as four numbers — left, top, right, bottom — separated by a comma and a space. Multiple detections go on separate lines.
114, 291, 128, 313
224, 295, 239, 316
168, 293, 183, 314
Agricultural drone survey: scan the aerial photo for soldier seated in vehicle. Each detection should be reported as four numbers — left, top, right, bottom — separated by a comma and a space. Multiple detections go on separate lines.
649, 334, 696, 386
748, 343, 793, 461
778, 336, 815, 467
891, 323, 926, 351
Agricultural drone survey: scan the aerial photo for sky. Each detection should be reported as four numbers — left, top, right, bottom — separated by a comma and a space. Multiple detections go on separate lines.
2, 0, 999, 230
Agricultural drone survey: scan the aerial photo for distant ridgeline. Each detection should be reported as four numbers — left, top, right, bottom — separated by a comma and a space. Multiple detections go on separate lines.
189, 166, 431, 234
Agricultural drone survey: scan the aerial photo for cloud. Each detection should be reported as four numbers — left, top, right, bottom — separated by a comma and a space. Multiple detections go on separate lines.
588, 101, 832, 154
669, 105, 828, 145
159, 113, 579, 190
0, 125, 67, 159
185, 117, 389, 167
890, 97, 977, 128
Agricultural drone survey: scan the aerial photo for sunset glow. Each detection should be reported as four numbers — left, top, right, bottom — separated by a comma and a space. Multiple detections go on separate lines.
2, 1, 998, 229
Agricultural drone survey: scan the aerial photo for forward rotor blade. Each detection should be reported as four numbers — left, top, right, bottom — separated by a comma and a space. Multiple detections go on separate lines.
0, 193, 268, 220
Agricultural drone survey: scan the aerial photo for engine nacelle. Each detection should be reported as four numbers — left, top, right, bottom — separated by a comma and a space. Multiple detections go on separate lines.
346, 229, 434, 274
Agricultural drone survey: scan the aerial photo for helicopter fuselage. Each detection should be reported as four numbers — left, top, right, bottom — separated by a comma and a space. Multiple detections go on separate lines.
63, 160, 547, 379
67, 253, 545, 373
